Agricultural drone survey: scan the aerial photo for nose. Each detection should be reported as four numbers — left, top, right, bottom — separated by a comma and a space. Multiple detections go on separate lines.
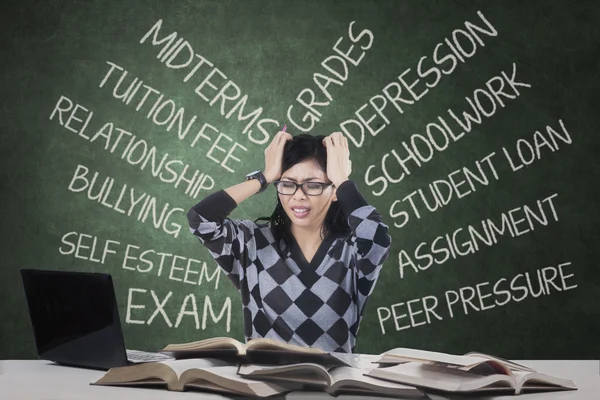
292, 185, 308, 201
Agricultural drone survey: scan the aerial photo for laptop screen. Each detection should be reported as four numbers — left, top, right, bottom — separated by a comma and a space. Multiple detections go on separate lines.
21, 269, 120, 358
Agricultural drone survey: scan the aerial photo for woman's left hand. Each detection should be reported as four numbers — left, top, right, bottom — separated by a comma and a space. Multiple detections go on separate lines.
323, 132, 352, 187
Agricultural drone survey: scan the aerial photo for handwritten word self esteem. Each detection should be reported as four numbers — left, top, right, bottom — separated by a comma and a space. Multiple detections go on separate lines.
340, 10, 498, 148
286, 21, 374, 133
377, 261, 576, 334
139, 19, 279, 145
59, 231, 221, 288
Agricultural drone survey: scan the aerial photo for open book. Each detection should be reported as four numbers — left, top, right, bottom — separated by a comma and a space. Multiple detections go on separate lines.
376, 347, 536, 374
238, 357, 425, 398
93, 358, 300, 397
365, 362, 577, 395
161, 337, 347, 366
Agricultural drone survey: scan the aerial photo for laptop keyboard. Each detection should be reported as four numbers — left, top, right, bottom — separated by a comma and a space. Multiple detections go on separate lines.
126, 349, 174, 363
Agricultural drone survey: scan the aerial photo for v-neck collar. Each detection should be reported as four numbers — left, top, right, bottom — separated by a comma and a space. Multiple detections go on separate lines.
289, 232, 341, 270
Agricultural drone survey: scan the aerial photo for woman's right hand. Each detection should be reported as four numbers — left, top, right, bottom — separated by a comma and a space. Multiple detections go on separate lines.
263, 130, 293, 183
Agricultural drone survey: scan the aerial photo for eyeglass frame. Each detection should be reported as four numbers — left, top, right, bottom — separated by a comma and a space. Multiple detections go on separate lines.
272, 180, 334, 196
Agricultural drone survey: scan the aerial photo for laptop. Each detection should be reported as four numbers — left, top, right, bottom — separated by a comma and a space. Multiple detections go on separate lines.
20, 268, 172, 370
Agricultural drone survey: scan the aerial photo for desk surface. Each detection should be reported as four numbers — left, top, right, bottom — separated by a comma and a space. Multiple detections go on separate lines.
0, 360, 598, 399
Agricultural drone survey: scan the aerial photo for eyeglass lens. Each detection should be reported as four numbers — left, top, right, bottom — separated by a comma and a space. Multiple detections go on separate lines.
276, 182, 325, 195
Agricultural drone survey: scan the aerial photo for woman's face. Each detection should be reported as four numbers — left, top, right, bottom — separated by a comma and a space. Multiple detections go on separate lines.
278, 159, 337, 231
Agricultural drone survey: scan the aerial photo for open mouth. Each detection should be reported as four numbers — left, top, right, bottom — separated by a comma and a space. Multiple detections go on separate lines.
291, 207, 310, 218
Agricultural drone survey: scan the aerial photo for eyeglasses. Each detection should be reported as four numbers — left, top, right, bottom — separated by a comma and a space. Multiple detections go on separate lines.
273, 180, 333, 196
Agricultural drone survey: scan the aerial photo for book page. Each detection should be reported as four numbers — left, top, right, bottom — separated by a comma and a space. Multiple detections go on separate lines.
238, 363, 329, 376
380, 347, 491, 367
330, 366, 424, 397
162, 337, 243, 352
159, 358, 234, 379
352, 353, 382, 369
464, 352, 536, 372
513, 370, 577, 393
246, 337, 325, 354
93, 362, 176, 387
184, 380, 238, 395
379, 348, 512, 374
238, 363, 331, 386
367, 362, 516, 393
184, 365, 297, 397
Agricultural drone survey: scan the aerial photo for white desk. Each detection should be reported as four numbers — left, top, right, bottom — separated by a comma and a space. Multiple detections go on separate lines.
0, 360, 598, 399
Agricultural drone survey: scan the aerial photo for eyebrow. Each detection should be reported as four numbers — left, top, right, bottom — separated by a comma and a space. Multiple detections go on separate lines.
281, 177, 321, 182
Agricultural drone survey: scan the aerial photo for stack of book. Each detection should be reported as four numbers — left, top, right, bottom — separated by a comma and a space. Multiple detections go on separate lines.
93, 337, 577, 397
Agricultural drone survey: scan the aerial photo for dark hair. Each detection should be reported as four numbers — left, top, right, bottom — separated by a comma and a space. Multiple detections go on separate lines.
254, 134, 351, 253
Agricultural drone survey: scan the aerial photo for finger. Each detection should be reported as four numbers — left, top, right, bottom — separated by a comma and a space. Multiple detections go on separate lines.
276, 131, 287, 144
333, 131, 344, 146
339, 133, 348, 150
333, 132, 346, 149
277, 132, 292, 146
271, 131, 282, 145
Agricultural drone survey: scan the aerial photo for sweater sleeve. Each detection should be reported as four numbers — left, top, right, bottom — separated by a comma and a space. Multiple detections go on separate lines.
335, 180, 392, 314
186, 189, 255, 290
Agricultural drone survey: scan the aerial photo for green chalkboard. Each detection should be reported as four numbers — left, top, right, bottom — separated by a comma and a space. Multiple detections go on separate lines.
1, 0, 599, 360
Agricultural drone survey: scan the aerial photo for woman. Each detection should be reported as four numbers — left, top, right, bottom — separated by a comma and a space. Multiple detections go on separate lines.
186, 131, 391, 353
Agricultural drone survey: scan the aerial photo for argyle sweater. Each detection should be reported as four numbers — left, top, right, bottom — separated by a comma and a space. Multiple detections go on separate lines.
186, 180, 391, 353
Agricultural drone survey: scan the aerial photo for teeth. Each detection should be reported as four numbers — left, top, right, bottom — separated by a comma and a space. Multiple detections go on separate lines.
293, 208, 309, 212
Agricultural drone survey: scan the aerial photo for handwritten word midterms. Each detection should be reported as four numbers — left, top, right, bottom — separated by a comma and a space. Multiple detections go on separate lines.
139, 19, 278, 145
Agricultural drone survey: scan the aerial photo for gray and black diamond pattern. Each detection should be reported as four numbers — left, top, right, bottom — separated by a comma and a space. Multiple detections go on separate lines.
187, 180, 391, 353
